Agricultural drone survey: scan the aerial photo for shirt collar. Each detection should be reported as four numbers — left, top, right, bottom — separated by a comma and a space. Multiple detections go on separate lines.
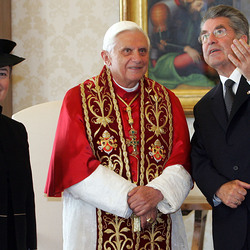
113, 79, 139, 93
220, 68, 242, 95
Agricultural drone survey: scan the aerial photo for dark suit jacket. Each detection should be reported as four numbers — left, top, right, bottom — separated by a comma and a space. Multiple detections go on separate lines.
0, 107, 37, 250
191, 76, 250, 250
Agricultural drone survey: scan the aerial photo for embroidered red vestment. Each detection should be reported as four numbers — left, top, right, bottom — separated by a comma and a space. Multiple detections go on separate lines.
80, 66, 173, 249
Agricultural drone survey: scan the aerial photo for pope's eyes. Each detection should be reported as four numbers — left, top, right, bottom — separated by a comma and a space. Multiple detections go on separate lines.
139, 48, 147, 55
123, 48, 132, 54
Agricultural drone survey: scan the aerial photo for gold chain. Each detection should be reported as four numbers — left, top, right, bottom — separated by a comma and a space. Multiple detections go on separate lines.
116, 92, 139, 127
116, 92, 140, 156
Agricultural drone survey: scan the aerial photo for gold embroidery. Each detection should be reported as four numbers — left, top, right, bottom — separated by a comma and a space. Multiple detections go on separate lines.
98, 211, 171, 249
139, 79, 146, 186
97, 209, 103, 250
149, 139, 166, 163
85, 76, 117, 137
106, 67, 133, 181
88, 77, 113, 126
97, 148, 124, 176
97, 130, 118, 154
162, 86, 173, 160
166, 214, 171, 250
139, 80, 173, 186
80, 83, 97, 157
140, 213, 171, 250
103, 214, 133, 249
145, 83, 169, 143
135, 232, 140, 250
145, 155, 164, 184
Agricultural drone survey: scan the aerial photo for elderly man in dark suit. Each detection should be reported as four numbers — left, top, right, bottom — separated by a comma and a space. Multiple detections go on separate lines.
0, 39, 37, 250
191, 5, 250, 250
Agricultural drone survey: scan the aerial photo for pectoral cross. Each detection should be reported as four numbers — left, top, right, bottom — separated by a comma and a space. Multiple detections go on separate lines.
126, 128, 139, 156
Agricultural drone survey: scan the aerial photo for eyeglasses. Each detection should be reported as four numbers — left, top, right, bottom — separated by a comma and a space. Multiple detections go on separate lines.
198, 28, 227, 44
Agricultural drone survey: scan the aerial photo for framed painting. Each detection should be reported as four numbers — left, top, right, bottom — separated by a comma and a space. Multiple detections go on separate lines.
120, 0, 248, 116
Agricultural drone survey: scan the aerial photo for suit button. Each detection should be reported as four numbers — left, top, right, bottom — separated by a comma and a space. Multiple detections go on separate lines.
233, 165, 239, 171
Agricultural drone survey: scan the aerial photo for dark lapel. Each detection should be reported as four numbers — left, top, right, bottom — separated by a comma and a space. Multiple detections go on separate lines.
229, 76, 250, 122
211, 82, 228, 131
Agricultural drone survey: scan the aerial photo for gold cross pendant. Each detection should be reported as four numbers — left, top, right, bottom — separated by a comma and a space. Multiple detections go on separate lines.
126, 128, 139, 156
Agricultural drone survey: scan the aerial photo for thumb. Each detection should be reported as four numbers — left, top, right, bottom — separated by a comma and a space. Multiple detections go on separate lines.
238, 180, 250, 190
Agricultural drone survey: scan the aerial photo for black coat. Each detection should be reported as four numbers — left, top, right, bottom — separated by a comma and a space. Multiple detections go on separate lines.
191, 76, 250, 250
0, 107, 37, 250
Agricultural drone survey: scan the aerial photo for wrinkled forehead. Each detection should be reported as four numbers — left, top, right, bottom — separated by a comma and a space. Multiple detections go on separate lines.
201, 17, 230, 29
201, 17, 231, 32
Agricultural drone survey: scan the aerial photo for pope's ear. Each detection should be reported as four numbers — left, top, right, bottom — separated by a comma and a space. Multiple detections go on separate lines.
101, 50, 111, 66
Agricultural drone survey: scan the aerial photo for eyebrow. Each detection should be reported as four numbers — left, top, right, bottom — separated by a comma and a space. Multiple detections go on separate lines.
200, 24, 226, 35
0, 67, 9, 72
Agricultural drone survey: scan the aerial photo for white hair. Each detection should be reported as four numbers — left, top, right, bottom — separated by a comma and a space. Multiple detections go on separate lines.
102, 21, 150, 52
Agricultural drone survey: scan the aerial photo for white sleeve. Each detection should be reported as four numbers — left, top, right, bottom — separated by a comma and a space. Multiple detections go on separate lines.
147, 164, 193, 214
66, 164, 137, 218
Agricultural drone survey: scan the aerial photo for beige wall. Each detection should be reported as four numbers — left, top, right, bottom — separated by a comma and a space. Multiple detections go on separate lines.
11, 0, 119, 113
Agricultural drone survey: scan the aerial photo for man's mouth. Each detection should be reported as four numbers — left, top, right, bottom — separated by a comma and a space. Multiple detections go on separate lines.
128, 66, 143, 71
129, 66, 142, 69
209, 48, 220, 55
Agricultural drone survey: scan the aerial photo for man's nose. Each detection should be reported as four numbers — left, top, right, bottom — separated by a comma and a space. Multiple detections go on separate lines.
132, 51, 142, 62
207, 32, 218, 44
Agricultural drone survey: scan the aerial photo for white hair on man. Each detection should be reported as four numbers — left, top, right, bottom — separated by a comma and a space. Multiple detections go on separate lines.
102, 21, 150, 53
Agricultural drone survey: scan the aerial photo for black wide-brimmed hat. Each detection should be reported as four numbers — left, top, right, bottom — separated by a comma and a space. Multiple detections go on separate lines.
0, 39, 25, 68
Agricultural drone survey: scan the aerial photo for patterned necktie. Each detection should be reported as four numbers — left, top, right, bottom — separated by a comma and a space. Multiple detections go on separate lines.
224, 79, 235, 117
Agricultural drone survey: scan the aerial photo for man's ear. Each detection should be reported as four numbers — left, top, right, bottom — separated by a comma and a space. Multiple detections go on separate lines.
101, 50, 111, 66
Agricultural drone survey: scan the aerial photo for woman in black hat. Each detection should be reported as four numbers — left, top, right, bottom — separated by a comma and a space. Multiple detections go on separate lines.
0, 39, 37, 250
